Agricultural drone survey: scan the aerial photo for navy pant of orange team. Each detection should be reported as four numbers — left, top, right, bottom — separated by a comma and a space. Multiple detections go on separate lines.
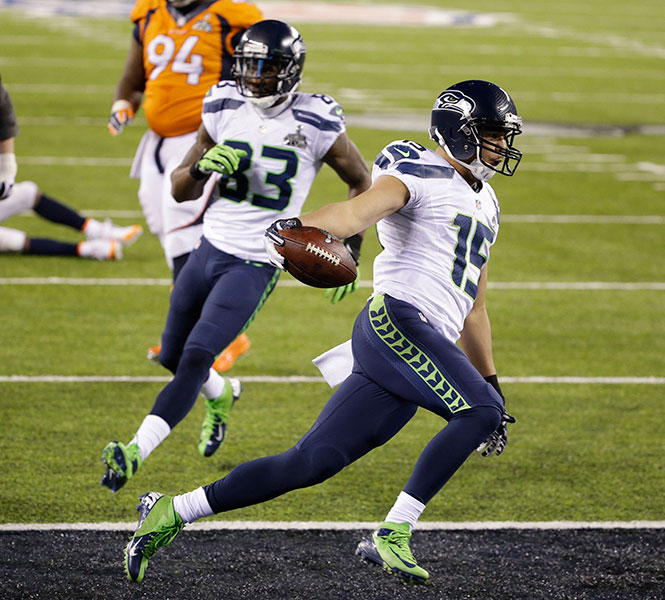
204, 294, 503, 512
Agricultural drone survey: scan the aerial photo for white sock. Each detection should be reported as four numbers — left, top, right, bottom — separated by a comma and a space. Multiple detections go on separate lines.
129, 414, 171, 461
200, 369, 225, 400
173, 487, 214, 524
384, 491, 426, 531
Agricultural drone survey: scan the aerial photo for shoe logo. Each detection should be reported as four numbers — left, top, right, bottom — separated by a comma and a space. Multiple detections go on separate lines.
210, 426, 224, 443
388, 546, 416, 568
127, 541, 141, 558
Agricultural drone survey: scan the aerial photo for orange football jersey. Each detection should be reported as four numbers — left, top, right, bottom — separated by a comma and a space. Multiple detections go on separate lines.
131, 0, 263, 137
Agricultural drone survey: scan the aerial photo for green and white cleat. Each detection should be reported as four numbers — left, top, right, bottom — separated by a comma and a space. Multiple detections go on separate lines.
356, 521, 429, 583
101, 441, 142, 493
198, 377, 242, 457
124, 492, 184, 582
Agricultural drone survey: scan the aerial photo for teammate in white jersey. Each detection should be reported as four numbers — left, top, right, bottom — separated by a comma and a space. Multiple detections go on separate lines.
119, 79, 522, 584
100, 20, 370, 498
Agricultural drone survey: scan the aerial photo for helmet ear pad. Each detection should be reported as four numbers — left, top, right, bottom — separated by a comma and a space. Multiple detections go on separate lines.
431, 114, 477, 163
447, 119, 477, 162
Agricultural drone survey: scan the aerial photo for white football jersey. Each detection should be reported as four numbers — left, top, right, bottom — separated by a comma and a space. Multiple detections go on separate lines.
371, 140, 501, 343
200, 82, 346, 262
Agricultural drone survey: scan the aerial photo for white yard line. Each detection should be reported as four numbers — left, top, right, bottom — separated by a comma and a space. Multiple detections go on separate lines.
1, 278, 664, 290
5, 59, 662, 80
10, 212, 665, 224
1, 376, 663, 385
1, 520, 664, 531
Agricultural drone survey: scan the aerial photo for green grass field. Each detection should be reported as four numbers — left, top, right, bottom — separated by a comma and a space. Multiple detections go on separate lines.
0, 1, 663, 525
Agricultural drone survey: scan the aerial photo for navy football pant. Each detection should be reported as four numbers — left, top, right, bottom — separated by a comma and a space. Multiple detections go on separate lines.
204, 294, 503, 512
151, 237, 279, 427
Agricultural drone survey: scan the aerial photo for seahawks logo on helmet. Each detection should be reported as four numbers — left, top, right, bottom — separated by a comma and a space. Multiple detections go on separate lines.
433, 91, 476, 118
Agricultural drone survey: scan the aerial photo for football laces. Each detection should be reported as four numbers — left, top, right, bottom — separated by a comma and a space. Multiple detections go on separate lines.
306, 242, 340, 266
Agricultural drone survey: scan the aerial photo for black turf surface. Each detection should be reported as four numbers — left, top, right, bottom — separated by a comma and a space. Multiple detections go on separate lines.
2, 529, 664, 599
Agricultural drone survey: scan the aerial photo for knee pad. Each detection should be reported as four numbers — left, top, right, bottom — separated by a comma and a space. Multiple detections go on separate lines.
467, 404, 502, 437
295, 444, 347, 486
164, 346, 214, 381
0, 226, 27, 252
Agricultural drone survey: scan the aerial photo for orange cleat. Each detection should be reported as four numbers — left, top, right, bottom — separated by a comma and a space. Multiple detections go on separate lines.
146, 333, 250, 371
147, 345, 161, 364
212, 333, 251, 372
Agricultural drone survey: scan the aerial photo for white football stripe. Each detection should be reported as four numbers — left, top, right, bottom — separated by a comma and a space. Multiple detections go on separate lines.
1, 278, 665, 291
1, 520, 664, 531
0, 375, 663, 385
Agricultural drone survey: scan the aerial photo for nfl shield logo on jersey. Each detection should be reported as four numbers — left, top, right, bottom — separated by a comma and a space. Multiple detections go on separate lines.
284, 125, 307, 149
192, 15, 213, 33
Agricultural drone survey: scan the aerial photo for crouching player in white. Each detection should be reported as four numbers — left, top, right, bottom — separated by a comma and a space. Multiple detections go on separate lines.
100, 20, 370, 499
120, 80, 521, 585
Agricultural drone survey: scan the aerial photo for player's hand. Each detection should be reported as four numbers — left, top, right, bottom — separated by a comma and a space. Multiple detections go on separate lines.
193, 144, 247, 177
263, 218, 302, 269
324, 234, 362, 303
325, 267, 359, 303
0, 152, 17, 200
108, 100, 135, 136
476, 410, 516, 457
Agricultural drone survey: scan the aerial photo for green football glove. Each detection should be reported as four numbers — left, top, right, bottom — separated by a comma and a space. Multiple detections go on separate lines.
324, 268, 359, 304
324, 234, 363, 304
190, 144, 247, 179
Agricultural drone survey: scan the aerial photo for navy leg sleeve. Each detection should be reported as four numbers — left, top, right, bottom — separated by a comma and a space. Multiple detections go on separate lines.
33, 193, 86, 230
151, 347, 213, 428
204, 374, 417, 513
26, 238, 78, 256
154, 238, 278, 427
404, 405, 501, 504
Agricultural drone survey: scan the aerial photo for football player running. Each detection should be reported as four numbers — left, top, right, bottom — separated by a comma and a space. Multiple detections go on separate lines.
118, 79, 521, 584
109, 0, 263, 369
101, 21, 371, 504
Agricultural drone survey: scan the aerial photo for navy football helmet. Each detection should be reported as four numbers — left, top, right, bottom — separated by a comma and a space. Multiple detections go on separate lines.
232, 20, 306, 108
429, 80, 522, 181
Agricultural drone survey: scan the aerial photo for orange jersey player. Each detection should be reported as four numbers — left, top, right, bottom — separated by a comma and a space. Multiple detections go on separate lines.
108, 0, 262, 372
132, 0, 263, 138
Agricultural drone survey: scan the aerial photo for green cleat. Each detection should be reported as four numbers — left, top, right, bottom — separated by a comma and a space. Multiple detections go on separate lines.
101, 441, 142, 493
198, 377, 242, 457
124, 492, 184, 582
356, 521, 429, 583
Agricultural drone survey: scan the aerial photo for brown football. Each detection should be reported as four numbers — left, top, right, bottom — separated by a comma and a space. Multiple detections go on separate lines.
275, 226, 357, 288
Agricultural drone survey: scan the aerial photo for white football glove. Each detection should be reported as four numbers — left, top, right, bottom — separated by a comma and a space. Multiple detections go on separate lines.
263, 218, 302, 270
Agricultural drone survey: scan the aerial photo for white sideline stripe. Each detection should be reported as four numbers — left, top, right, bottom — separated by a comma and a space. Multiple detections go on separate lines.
2, 521, 664, 532
12, 211, 665, 224
501, 215, 665, 224
1, 376, 663, 385
1, 278, 665, 291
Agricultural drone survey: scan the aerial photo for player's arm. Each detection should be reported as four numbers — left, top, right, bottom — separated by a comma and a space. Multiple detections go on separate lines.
171, 123, 218, 201
265, 174, 407, 271
300, 174, 409, 239
319, 132, 372, 301
458, 266, 496, 377
322, 132, 371, 202
0, 78, 19, 200
108, 37, 145, 135
460, 266, 516, 457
